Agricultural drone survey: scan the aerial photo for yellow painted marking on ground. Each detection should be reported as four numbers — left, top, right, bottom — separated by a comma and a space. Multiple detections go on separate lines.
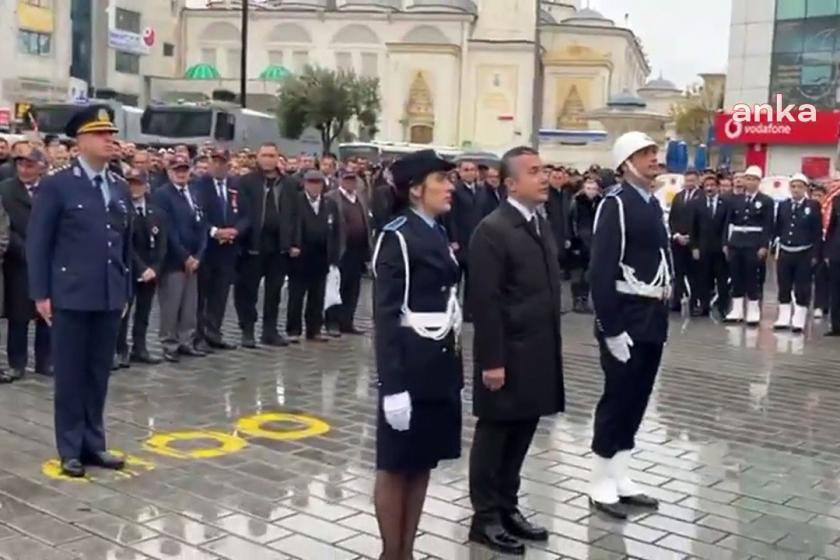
235, 412, 331, 441
41, 450, 155, 482
143, 430, 247, 459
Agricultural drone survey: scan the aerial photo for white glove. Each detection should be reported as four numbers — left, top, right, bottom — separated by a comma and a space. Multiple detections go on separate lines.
383, 391, 412, 431
605, 332, 634, 364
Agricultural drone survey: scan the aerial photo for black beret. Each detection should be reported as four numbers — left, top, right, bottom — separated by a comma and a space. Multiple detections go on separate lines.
390, 149, 455, 192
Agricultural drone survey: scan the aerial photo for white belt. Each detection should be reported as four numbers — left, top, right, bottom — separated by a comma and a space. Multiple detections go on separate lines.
400, 312, 451, 329
779, 244, 812, 253
731, 225, 763, 233
616, 280, 665, 299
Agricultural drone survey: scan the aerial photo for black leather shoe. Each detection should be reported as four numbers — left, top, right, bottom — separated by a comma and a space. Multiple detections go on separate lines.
340, 326, 365, 335
261, 334, 289, 347
469, 523, 525, 555
162, 349, 180, 363
287, 334, 301, 344
306, 333, 329, 343
326, 329, 342, 338
620, 494, 659, 509
194, 340, 214, 354
35, 364, 53, 377
588, 497, 627, 520
8, 368, 25, 381
110, 356, 120, 371
826, 329, 840, 337
178, 345, 206, 357
0, 370, 14, 384
502, 511, 548, 541
241, 332, 257, 348
61, 458, 86, 478
131, 350, 161, 365
207, 338, 237, 350
82, 451, 125, 470
118, 351, 131, 368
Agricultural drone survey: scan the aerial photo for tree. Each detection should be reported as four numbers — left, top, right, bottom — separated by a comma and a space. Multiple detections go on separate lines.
277, 65, 382, 153
671, 82, 723, 147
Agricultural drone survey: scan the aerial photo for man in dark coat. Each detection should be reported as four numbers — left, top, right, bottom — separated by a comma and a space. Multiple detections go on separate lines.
544, 167, 572, 270
468, 146, 564, 556
1, 148, 50, 381
475, 166, 506, 218
668, 168, 701, 312
690, 173, 729, 317
446, 159, 484, 321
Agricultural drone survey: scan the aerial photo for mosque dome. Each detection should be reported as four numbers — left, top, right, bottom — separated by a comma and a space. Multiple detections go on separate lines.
641, 73, 680, 92
561, 7, 615, 26
606, 89, 647, 109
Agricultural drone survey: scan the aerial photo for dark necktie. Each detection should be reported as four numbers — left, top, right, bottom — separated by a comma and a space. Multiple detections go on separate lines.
136, 205, 144, 217
93, 175, 106, 206
529, 215, 541, 237
27, 184, 38, 199
217, 181, 227, 220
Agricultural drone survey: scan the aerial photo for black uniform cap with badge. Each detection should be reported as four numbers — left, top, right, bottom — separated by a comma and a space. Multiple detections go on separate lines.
389, 150, 455, 210
64, 105, 120, 138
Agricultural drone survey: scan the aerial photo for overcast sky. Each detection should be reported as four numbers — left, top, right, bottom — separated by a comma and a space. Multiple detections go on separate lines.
591, 0, 731, 88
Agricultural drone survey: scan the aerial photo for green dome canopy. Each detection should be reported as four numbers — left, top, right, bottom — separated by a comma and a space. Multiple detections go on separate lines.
259, 65, 291, 81
184, 63, 221, 80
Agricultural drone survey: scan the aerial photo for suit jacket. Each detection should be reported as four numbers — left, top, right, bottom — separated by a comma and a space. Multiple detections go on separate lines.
476, 184, 506, 218
690, 194, 728, 253
446, 181, 484, 264
238, 170, 298, 255
469, 201, 565, 421
1, 177, 36, 320
825, 195, 840, 261
27, 163, 132, 311
544, 186, 572, 262
668, 187, 702, 238
292, 192, 341, 271
129, 197, 167, 278
326, 188, 371, 261
194, 174, 250, 264
152, 182, 208, 273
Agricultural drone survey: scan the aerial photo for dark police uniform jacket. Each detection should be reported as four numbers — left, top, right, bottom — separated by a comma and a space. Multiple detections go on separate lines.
152, 182, 208, 273
130, 196, 167, 277
374, 211, 463, 401
589, 182, 670, 344
724, 192, 775, 249
27, 163, 132, 311
773, 198, 822, 256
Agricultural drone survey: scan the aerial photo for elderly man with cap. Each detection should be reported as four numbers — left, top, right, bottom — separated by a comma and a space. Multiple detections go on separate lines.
27, 105, 132, 477
723, 166, 775, 325
114, 169, 166, 367
152, 154, 208, 363
371, 149, 463, 560
587, 131, 671, 519
772, 173, 822, 333
286, 170, 340, 342
0, 147, 48, 382
193, 148, 248, 352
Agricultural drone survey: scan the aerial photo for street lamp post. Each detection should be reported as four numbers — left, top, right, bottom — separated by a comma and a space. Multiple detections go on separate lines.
240, 0, 248, 108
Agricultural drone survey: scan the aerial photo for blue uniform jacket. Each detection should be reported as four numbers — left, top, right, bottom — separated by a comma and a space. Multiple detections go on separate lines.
724, 192, 775, 249
193, 175, 250, 264
374, 211, 463, 400
773, 198, 822, 256
152, 182, 208, 273
589, 182, 671, 343
27, 163, 132, 311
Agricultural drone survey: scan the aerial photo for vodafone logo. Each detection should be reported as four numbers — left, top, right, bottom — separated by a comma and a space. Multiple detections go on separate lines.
724, 117, 742, 140
143, 27, 155, 47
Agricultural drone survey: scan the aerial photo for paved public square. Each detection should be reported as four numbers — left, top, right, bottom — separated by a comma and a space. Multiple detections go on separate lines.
0, 282, 839, 560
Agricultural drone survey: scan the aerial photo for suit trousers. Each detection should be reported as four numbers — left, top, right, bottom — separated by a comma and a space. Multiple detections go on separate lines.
116, 280, 156, 354
53, 309, 121, 459
814, 261, 830, 312
776, 250, 813, 306
729, 247, 762, 300
197, 256, 236, 343
699, 250, 729, 312
234, 252, 287, 336
7, 317, 51, 372
469, 417, 539, 524
671, 243, 698, 309
459, 261, 472, 318
286, 259, 327, 337
829, 260, 840, 332
325, 247, 364, 332
158, 271, 198, 352
591, 339, 663, 458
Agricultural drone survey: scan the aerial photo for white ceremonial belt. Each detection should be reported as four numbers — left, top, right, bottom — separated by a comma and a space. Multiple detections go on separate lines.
779, 244, 812, 253
616, 280, 665, 299
731, 225, 763, 233
400, 312, 451, 329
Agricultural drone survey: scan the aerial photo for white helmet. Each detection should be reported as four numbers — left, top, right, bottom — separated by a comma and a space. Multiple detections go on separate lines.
743, 165, 763, 179
612, 131, 657, 169
789, 172, 809, 186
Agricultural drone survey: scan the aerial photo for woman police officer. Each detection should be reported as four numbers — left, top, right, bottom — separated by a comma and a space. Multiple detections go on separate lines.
372, 149, 464, 559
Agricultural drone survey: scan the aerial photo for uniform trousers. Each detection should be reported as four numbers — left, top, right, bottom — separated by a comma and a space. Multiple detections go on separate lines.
116, 280, 156, 354
671, 243, 698, 308
814, 262, 830, 312
234, 251, 287, 336
469, 417, 539, 524
592, 339, 663, 458
197, 255, 236, 343
776, 250, 813, 306
7, 317, 51, 372
286, 259, 327, 337
53, 309, 121, 459
158, 271, 198, 352
829, 261, 840, 332
728, 247, 762, 300
698, 250, 729, 313
325, 246, 365, 332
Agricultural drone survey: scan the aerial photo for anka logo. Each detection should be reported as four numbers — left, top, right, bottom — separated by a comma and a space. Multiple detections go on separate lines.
724, 95, 818, 140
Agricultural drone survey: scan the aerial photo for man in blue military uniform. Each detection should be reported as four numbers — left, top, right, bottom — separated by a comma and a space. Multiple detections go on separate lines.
587, 131, 671, 519
27, 105, 132, 478
772, 173, 822, 333
723, 166, 774, 326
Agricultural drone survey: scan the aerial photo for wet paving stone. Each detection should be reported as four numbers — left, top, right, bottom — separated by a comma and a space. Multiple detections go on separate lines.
0, 284, 838, 558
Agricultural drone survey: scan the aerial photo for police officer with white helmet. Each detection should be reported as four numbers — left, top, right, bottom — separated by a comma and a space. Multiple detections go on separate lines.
587, 131, 671, 519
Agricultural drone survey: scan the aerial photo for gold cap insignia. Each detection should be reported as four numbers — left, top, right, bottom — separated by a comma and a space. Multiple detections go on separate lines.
98, 108, 109, 122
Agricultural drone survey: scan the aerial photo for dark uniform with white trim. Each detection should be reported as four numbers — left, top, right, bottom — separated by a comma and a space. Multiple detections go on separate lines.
724, 192, 774, 301
774, 198, 822, 306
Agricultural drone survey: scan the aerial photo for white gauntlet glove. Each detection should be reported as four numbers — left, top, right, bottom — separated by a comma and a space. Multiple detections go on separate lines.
605, 332, 634, 364
383, 391, 412, 431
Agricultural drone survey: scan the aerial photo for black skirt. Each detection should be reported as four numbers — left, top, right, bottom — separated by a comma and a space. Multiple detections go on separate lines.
376, 390, 462, 472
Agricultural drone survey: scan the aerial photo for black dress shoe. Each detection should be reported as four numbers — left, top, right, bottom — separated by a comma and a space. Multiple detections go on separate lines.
261, 334, 289, 347
178, 345, 206, 357
469, 523, 525, 555
588, 497, 627, 520
306, 333, 329, 343
82, 451, 125, 470
502, 511, 548, 541
130, 350, 161, 365
61, 458, 86, 478
162, 349, 180, 363
826, 329, 840, 337
110, 356, 120, 371
207, 338, 237, 350
118, 351, 131, 368
194, 340, 214, 354
0, 370, 14, 384
287, 334, 301, 344
8, 368, 25, 381
340, 326, 365, 335
241, 333, 257, 349
326, 329, 342, 338
619, 493, 659, 509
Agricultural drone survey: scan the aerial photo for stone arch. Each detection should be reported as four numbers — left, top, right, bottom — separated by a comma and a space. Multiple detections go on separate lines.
401, 25, 450, 45
265, 23, 312, 44
331, 24, 380, 45
202, 21, 240, 42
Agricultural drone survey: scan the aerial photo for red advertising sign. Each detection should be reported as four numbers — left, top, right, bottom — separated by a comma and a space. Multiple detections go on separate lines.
0, 108, 10, 127
714, 110, 840, 145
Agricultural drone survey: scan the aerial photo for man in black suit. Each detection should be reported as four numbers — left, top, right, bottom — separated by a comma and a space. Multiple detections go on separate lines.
824, 186, 840, 336
476, 166, 505, 218
115, 169, 166, 367
668, 169, 701, 312
233, 142, 298, 348
468, 146, 564, 555
287, 170, 341, 342
446, 159, 483, 321
544, 168, 573, 273
690, 173, 729, 317
194, 149, 249, 351
0, 148, 50, 381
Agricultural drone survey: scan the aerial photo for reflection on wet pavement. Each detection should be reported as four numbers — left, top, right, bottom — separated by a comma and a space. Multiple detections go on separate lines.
0, 283, 838, 559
